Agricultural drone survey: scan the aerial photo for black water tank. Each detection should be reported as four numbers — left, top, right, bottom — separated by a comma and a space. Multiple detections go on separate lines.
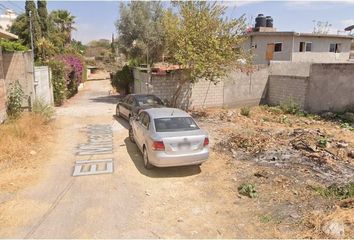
266, 16, 273, 28
255, 14, 266, 28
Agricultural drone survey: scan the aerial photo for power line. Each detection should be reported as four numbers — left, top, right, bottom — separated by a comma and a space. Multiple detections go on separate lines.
7, 1, 25, 13
0, 2, 24, 15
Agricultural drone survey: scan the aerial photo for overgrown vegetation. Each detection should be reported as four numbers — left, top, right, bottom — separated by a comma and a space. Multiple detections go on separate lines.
48, 60, 67, 106
280, 99, 301, 115
33, 98, 55, 122
238, 183, 258, 198
6, 81, 24, 119
0, 40, 28, 52
314, 183, 354, 200
0, 113, 53, 169
111, 65, 133, 94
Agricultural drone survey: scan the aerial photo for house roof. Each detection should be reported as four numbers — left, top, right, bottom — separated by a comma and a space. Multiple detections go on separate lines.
0, 29, 18, 40
247, 31, 353, 39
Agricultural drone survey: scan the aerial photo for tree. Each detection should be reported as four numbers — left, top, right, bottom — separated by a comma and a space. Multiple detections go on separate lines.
25, 0, 42, 44
37, 0, 49, 36
164, 2, 249, 106
115, 1, 165, 65
9, 13, 29, 44
312, 20, 331, 34
50, 10, 76, 44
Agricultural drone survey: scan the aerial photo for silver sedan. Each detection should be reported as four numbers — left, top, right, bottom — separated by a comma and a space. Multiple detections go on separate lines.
129, 108, 209, 169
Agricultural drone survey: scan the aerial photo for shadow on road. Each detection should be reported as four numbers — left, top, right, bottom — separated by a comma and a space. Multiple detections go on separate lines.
124, 137, 201, 178
113, 115, 130, 130
90, 94, 123, 104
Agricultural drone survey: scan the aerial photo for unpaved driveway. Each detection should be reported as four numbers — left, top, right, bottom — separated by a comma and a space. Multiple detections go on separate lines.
0, 80, 278, 238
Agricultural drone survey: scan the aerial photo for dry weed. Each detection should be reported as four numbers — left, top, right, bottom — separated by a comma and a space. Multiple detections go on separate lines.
0, 113, 53, 169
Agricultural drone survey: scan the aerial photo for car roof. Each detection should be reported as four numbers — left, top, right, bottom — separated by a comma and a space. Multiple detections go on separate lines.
144, 108, 190, 118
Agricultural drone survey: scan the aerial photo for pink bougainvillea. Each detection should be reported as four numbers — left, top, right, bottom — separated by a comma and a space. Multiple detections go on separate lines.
54, 54, 85, 97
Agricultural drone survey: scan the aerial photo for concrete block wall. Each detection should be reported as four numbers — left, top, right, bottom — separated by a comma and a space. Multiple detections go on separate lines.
133, 67, 269, 109
189, 80, 224, 109
267, 75, 309, 108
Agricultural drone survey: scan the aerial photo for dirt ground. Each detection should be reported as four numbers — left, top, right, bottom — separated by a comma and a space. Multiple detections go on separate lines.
194, 106, 354, 238
0, 80, 353, 238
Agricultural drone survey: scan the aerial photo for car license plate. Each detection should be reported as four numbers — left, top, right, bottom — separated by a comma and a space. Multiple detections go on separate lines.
178, 141, 191, 149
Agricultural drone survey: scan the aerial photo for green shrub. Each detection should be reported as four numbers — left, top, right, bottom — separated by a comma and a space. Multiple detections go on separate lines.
238, 183, 258, 198
0, 40, 28, 52
314, 183, 354, 200
33, 98, 55, 122
317, 137, 329, 148
6, 81, 24, 119
111, 65, 133, 94
280, 99, 300, 115
240, 106, 251, 117
48, 60, 67, 106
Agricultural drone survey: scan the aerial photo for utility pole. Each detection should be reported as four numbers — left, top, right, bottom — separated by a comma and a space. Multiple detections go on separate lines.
29, 11, 37, 97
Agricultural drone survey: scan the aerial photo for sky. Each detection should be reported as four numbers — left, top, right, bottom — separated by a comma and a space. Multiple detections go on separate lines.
0, 1, 354, 44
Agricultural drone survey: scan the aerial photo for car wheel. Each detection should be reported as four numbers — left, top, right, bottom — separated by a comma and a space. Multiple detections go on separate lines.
129, 127, 135, 143
143, 147, 153, 170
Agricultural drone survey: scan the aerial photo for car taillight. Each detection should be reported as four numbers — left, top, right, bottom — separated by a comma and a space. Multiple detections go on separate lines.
203, 137, 209, 146
152, 141, 165, 151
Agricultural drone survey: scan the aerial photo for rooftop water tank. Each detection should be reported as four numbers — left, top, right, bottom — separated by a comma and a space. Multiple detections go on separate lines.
266, 16, 273, 28
255, 14, 266, 28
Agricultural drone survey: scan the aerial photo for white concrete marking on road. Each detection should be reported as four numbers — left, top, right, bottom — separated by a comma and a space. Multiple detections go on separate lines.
72, 124, 114, 177
72, 161, 113, 176
75, 158, 113, 164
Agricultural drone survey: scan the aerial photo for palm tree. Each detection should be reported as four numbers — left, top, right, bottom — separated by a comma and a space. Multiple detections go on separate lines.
50, 10, 76, 44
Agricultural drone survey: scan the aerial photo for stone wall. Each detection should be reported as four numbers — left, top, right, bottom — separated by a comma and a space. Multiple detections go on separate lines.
267, 75, 309, 108
306, 63, 354, 113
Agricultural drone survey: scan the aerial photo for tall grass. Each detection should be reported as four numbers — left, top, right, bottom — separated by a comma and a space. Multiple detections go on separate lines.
0, 113, 53, 169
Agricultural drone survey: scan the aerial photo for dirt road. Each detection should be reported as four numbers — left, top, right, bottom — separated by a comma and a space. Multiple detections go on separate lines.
0, 80, 274, 238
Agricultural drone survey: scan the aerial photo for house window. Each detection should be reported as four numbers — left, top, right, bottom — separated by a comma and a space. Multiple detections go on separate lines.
299, 42, 312, 52
329, 43, 341, 53
299, 42, 305, 52
274, 42, 282, 52
305, 42, 312, 52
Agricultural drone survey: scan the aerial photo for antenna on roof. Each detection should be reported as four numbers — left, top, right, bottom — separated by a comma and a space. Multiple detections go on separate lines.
171, 109, 174, 116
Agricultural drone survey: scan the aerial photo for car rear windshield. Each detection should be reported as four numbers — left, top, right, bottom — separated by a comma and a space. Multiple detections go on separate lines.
135, 95, 163, 106
154, 117, 199, 132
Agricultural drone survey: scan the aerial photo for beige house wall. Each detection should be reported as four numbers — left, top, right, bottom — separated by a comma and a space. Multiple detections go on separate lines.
3, 51, 35, 109
244, 34, 352, 64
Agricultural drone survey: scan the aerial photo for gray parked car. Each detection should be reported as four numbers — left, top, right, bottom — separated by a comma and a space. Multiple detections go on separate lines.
116, 94, 164, 122
129, 108, 209, 169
